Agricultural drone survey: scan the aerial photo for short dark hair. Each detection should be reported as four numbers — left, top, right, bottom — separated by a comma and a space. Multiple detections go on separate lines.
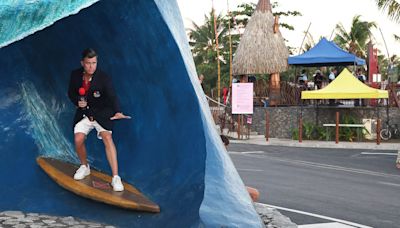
220, 135, 230, 146
81, 48, 97, 60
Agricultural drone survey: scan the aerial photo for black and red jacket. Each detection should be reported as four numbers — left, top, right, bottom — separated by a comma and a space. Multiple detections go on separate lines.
68, 68, 121, 131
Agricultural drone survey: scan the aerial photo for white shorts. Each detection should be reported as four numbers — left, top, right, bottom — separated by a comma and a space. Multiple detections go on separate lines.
74, 117, 112, 139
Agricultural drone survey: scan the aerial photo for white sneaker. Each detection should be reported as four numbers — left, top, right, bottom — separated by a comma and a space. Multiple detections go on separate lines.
111, 175, 124, 192
73, 164, 90, 180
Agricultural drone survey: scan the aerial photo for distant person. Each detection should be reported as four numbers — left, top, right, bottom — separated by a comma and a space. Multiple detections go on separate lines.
239, 75, 248, 83
357, 68, 367, 83
198, 74, 205, 91
328, 68, 337, 83
328, 68, 337, 105
220, 135, 230, 147
298, 69, 308, 86
223, 87, 229, 105
261, 97, 269, 107
313, 70, 324, 89
68, 48, 131, 192
298, 70, 308, 92
232, 76, 239, 83
356, 69, 367, 106
248, 75, 256, 83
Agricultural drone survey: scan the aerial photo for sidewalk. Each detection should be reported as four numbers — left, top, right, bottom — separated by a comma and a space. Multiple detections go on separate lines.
231, 135, 400, 151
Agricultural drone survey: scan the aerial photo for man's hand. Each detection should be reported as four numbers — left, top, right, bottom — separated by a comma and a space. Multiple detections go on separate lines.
110, 112, 131, 120
78, 100, 87, 108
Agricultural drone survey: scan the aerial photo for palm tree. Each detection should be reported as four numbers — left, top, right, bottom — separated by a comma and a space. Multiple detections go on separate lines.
375, 0, 400, 44
188, 12, 231, 95
333, 15, 376, 58
375, 0, 400, 80
188, 2, 302, 95
189, 13, 225, 65
395, 34, 400, 42
302, 32, 316, 53
375, 0, 400, 22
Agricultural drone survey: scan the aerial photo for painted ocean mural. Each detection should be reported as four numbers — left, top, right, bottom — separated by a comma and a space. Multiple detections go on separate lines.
0, 0, 262, 227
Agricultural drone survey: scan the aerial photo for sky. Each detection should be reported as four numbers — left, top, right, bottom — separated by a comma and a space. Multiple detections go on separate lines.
177, 0, 400, 56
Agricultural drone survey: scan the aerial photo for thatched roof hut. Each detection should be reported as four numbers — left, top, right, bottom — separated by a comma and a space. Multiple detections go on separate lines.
232, 0, 289, 75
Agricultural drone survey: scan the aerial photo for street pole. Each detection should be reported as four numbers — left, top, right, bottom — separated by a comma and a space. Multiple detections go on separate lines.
212, 0, 221, 104
227, 0, 233, 87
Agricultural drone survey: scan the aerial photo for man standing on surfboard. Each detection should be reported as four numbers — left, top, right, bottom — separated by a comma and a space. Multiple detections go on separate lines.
68, 48, 130, 192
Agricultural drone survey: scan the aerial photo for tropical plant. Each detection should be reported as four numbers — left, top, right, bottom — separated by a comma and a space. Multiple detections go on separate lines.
230, 2, 301, 54
333, 15, 377, 58
302, 121, 315, 140
188, 2, 302, 96
378, 53, 400, 80
291, 116, 368, 142
314, 125, 332, 141
338, 114, 368, 142
395, 34, 400, 42
375, 0, 400, 22
292, 121, 325, 140
291, 127, 299, 140
302, 32, 316, 53
375, 0, 400, 63
230, 2, 301, 31
189, 12, 231, 95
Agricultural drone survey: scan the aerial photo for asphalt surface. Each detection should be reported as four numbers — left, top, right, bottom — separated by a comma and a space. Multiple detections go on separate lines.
228, 144, 400, 228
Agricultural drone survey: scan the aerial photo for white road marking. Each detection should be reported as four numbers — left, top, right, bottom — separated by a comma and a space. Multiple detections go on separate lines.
260, 156, 400, 179
229, 151, 264, 172
228, 151, 264, 154
265, 204, 373, 228
378, 181, 400, 187
299, 222, 357, 228
230, 151, 400, 179
236, 168, 263, 172
361, 152, 397, 156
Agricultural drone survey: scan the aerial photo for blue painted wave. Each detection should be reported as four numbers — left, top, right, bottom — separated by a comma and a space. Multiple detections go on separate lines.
0, 0, 99, 48
0, 0, 262, 227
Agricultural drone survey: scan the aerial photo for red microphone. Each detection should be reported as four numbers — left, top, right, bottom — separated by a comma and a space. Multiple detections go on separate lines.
79, 87, 86, 96
78, 87, 87, 110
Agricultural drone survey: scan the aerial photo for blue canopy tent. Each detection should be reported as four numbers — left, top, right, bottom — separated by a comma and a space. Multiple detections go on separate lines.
288, 38, 366, 66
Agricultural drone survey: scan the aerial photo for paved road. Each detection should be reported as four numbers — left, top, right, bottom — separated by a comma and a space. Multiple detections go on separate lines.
229, 144, 400, 228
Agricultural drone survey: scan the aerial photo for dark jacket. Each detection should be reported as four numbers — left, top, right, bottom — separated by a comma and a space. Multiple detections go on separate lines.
68, 68, 121, 131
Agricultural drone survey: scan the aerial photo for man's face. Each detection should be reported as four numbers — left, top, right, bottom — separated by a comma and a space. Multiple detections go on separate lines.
81, 56, 97, 75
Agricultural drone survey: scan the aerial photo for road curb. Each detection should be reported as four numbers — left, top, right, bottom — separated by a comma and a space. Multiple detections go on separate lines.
231, 136, 399, 151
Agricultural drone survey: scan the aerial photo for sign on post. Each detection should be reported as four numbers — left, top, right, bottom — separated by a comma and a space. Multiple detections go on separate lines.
232, 83, 253, 114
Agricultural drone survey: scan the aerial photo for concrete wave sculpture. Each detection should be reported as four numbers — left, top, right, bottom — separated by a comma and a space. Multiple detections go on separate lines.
0, 0, 262, 227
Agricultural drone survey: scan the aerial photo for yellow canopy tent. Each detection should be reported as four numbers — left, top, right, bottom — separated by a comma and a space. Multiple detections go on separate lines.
302, 68, 388, 99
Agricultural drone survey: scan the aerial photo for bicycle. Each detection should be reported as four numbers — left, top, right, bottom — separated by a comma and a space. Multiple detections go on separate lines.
380, 121, 400, 140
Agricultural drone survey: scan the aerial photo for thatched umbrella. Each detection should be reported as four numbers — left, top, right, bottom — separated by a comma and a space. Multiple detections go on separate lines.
232, 0, 289, 105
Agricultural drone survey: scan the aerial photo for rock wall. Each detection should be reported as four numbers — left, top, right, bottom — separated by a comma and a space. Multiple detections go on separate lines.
252, 106, 399, 139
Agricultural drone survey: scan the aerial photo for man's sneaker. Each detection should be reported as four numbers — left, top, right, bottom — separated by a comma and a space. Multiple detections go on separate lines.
73, 164, 90, 180
111, 175, 124, 192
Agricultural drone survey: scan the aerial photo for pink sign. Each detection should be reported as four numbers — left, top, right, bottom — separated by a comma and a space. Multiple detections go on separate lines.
247, 116, 252, 124
232, 83, 253, 114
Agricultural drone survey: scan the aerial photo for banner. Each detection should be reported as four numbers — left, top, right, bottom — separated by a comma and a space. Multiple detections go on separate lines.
232, 83, 253, 114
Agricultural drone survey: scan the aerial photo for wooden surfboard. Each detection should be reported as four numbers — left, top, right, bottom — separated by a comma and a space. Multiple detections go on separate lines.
37, 157, 160, 213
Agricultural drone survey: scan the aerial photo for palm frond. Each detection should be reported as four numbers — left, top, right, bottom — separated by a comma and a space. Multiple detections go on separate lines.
376, 0, 400, 22
394, 34, 400, 42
